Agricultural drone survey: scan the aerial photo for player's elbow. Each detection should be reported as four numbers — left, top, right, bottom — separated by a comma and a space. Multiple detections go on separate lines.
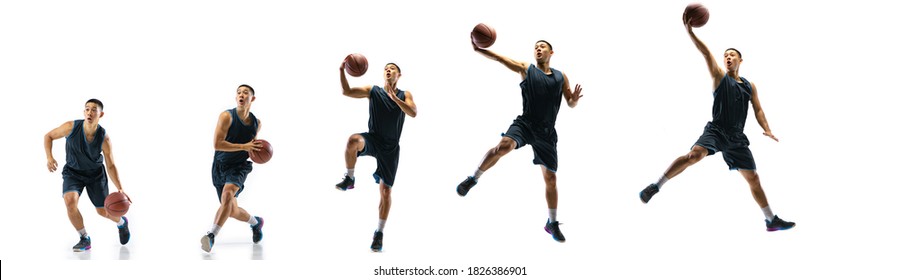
214, 141, 227, 151
407, 110, 417, 118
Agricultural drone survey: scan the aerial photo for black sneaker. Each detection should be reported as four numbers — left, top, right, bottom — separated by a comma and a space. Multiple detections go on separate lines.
640, 183, 659, 204
336, 175, 355, 191
456, 176, 477, 197
201, 232, 215, 253
766, 215, 796, 232
251, 216, 264, 243
73, 236, 91, 252
118, 216, 130, 245
370, 231, 384, 252
544, 219, 566, 242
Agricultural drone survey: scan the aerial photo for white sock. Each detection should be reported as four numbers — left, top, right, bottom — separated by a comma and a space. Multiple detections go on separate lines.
762, 206, 775, 222
473, 169, 485, 180
209, 224, 222, 236
247, 216, 258, 226
116, 217, 126, 226
347, 169, 355, 178
376, 219, 386, 232
656, 175, 670, 189
77, 228, 88, 238
549, 209, 558, 222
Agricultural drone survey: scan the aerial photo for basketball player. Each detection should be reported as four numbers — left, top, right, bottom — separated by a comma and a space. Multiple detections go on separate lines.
335, 58, 418, 252
455, 39, 583, 243
200, 84, 266, 253
638, 12, 795, 232
44, 99, 131, 251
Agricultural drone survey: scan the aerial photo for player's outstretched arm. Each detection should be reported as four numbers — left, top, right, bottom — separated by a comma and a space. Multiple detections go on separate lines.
472, 40, 528, 79
684, 12, 724, 88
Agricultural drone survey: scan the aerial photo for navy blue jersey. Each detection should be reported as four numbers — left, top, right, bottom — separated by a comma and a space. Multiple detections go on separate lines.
367, 85, 406, 144
519, 64, 564, 127
65, 119, 105, 171
711, 76, 753, 132
214, 108, 258, 164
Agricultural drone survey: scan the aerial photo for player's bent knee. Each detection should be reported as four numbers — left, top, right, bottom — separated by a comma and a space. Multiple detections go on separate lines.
348, 134, 365, 150
497, 138, 516, 153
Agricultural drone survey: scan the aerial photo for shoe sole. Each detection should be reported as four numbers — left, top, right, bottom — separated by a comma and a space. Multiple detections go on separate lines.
73, 246, 91, 252
201, 235, 213, 252
335, 185, 355, 191
767, 224, 796, 232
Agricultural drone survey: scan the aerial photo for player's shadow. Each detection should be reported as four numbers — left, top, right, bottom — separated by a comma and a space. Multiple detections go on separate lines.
199, 242, 261, 260
118, 246, 131, 260
73, 250, 91, 260
251, 244, 263, 260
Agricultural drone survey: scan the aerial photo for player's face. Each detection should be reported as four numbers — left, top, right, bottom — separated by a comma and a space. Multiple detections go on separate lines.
724, 50, 742, 72
83, 103, 103, 124
236, 86, 255, 108
534, 42, 553, 62
383, 64, 400, 83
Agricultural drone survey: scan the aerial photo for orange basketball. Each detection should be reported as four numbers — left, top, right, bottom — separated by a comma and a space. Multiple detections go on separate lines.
250, 139, 273, 164
104, 192, 130, 217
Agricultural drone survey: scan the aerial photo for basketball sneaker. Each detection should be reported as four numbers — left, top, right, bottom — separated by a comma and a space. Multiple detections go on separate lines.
640, 183, 660, 204
73, 236, 91, 252
336, 175, 355, 191
370, 231, 384, 252
201, 232, 215, 253
251, 216, 264, 243
766, 215, 796, 232
456, 176, 477, 197
118, 216, 130, 245
544, 219, 566, 242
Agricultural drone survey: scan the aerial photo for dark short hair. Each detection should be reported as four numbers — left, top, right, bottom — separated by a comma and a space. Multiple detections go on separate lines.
86, 99, 104, 111
536, 40, 553, 50
725, 48, 742, 58
386, 63, 401, 74
238, 84, 255, 95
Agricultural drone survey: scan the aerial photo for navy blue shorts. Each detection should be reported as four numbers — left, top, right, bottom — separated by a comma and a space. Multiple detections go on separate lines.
358, 132, 400, 187
694, 122, 756, 170
211, 160, 252, 201
62, 166, 108, 208
502, 116, 559, 172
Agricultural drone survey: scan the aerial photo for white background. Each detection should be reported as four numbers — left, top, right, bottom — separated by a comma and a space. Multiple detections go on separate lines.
2, 0, 898, 279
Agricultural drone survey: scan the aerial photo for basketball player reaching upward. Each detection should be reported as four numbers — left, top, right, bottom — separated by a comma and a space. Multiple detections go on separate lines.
455, 39, 583, 243
335, 58, 417, 252
44, 99, 131, 251
201, 84, 266, 253
638, 13, 795, 232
